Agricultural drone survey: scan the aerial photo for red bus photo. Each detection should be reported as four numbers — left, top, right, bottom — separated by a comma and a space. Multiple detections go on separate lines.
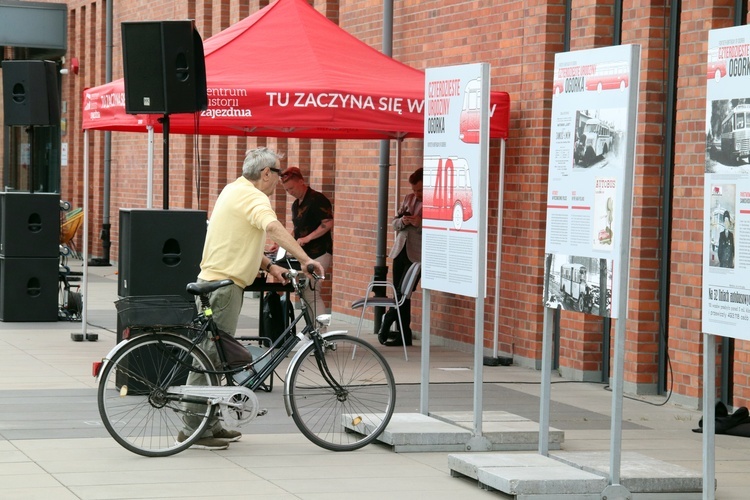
707, 48, 727, 82
585, 60, 629, 93
459, 78, 481, 143
422, 156, 474, 230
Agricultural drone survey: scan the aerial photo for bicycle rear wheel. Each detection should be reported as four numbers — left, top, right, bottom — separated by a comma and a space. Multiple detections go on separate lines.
97, 333, 218, 457
288, 334, 396, 451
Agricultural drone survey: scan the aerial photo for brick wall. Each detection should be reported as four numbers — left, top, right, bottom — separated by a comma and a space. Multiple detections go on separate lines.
668, 0, 736, 400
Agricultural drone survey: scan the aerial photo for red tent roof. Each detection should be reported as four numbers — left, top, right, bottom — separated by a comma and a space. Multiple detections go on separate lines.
82, 0, 509, 140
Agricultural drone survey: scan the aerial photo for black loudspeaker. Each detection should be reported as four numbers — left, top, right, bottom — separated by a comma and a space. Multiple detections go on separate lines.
118, 209, 207, 300
0, 257, 58, 322
121, 20, 207, 114
2, 60, 60, 126
0, 192, 60, 258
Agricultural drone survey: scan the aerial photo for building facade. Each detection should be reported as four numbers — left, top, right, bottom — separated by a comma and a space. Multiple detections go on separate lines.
2, 0, 748, 409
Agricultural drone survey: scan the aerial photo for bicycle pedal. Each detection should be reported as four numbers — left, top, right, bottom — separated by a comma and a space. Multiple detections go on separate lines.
257, 408, 268, 417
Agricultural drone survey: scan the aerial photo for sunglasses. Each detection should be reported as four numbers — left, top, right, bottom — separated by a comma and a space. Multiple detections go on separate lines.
268, 166, 282, 175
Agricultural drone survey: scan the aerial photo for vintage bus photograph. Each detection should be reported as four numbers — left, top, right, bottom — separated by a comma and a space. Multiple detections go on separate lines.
706, 99, 750, 172
543, 253, 613, 317
573, 108, 627, 169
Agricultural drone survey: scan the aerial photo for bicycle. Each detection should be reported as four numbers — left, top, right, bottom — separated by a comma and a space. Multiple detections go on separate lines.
95, 266, 396, 457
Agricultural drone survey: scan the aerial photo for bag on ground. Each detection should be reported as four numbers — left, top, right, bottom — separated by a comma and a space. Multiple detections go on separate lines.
261, 291, 287, 344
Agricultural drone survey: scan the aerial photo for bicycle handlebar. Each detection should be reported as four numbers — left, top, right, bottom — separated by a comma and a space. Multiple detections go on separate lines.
281, 269, 298, 281
281, 265, 324, 282
307, 263, 324, 281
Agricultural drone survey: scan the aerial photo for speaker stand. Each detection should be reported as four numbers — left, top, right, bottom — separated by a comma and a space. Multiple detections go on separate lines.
71, 332, 99, 342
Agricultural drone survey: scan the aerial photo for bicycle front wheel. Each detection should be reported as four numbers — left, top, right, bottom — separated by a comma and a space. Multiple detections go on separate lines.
97, 333, 218, 457
288, 334, 396, 451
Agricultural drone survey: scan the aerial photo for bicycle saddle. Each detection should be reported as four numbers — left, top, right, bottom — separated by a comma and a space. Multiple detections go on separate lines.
186, 279, 235, 296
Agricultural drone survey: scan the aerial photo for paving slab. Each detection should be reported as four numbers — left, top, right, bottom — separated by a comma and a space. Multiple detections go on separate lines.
0, 260, 746, 499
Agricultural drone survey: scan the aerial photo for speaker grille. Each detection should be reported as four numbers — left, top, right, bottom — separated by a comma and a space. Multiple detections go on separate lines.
0, 193, 59, 258
1, 60, 60, 126
0, 257, 58, 322
118, 209, 207, 299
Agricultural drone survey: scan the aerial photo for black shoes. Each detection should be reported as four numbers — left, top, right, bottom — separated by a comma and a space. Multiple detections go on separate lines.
378, 309, 399, 345
377, 325, 390, 345
384, 334, 412, 347
379, 309, 414, 346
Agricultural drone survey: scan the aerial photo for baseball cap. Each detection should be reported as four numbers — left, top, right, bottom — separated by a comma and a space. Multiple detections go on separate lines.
281, 167, 304, 181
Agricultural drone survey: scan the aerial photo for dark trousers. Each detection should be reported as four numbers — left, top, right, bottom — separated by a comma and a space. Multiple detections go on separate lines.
382, 247, 416, 342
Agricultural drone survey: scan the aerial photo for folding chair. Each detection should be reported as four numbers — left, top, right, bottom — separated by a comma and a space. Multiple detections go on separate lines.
60, 208, 83, 259
351, 262, 421, 361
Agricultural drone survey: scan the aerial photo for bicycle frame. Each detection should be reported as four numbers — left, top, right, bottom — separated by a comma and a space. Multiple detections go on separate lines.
231, 300, 351, 411
210, 271, 352, 417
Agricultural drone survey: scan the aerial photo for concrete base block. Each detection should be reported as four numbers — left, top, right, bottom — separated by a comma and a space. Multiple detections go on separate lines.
344, 412, 564, 453
448, 451, 706, 499
373, 413, 473, 452
551, 451, 706, 495
450, 452, 606, 498
432, 410, 565, 448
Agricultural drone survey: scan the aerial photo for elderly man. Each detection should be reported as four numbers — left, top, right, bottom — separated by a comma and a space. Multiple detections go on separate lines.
181, 148, 325, 450
280, 167, 334, 320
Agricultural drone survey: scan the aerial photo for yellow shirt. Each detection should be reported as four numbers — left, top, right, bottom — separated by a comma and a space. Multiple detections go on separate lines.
198, 177, 278, 288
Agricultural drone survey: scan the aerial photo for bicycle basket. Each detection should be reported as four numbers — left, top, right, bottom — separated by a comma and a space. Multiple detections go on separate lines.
115, 295, 196, 328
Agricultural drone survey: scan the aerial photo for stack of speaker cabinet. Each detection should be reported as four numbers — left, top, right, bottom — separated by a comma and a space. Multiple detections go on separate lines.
1, 59, 62, 322
115, 19, 208, 343
0, 193, 60, 321
116, 209, 207, 342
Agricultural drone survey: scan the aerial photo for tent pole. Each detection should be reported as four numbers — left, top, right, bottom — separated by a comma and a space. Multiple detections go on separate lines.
79, 130, 89, 339
491, 139, 506, 359
72, 130, 97, 341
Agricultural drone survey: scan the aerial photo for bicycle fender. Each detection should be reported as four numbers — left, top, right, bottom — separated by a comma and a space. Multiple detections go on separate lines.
282, 330, 348, 416
95, 332, 190, 383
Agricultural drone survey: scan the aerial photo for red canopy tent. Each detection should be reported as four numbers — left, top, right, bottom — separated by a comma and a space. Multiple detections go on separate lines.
81, 0, 510, 139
